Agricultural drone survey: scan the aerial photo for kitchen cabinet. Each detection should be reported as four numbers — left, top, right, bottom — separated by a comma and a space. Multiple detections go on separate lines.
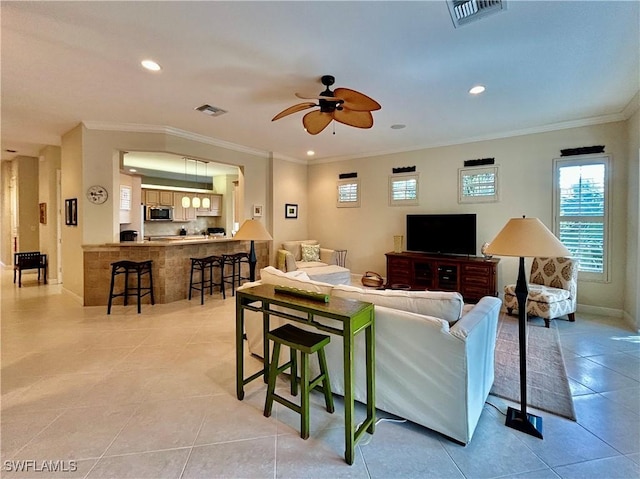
143, 189, 173, 206
196, 194, 222, 216
172, 193, 196, 221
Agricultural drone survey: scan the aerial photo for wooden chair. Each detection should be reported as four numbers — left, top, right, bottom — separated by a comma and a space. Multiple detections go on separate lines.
13, 252, 47, 288
264, 324, 334, 439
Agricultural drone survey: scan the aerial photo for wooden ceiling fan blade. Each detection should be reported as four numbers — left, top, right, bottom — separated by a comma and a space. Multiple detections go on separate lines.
302, 110, 333, 135
333, 109, 374, 129
334, 88, 381, 112
272, 102, 316, 121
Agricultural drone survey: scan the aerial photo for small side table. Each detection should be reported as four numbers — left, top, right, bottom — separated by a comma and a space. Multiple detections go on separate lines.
335, 249, 347, 267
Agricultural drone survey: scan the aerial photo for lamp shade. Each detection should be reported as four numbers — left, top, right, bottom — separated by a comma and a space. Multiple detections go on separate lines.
202, 196, 211, 209
485, 217, 570, 258
233, 219, 273, 241
191, 196, 201, 209
181, 195, 191, 208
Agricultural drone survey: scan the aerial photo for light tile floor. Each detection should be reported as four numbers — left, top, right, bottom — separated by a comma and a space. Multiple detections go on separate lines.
1, 270, 639, 478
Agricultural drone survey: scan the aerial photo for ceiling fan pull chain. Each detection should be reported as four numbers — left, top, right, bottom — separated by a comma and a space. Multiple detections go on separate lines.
333, 121, 336, 135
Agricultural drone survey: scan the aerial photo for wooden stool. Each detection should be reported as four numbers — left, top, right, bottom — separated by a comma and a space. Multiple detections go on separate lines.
107, 260, 155, 314
264, 324, 334, 439
222, 252, 250, 296
189, 255, 225, 304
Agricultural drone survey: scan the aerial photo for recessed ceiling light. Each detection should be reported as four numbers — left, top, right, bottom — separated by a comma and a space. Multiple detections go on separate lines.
469, 85, 486, 95
141, 59, 161, 72
128, 168, 137, 173
307, 150, 315, 156
390, 124, 406, 130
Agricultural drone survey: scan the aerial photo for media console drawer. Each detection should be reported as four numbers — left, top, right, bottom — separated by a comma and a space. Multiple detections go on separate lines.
385, 252, 499, 302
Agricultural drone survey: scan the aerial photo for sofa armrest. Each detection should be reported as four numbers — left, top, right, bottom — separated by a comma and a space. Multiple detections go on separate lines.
320, 248, 337, 265
277, 249, 298, 272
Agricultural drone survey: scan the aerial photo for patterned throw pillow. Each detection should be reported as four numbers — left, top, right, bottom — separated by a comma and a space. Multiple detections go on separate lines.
301, 244, 320, 262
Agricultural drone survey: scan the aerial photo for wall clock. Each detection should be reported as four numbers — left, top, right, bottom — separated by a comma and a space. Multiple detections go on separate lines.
86, 185, 108, 204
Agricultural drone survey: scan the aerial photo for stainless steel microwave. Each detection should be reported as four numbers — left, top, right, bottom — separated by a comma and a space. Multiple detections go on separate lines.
145, 206, 173, 221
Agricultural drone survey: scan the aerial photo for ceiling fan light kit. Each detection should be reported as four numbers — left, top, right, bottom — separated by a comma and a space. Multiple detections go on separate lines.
272, 75, 381, 135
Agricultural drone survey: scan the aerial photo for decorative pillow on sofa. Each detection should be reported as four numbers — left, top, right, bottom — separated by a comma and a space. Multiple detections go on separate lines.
331, 284, 464, 324
259, 266, 334, 295
282, 240, 319, 261
301, 244, 321, 262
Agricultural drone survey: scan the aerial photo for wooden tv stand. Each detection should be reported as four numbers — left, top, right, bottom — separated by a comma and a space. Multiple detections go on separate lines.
385, 252, 499, 303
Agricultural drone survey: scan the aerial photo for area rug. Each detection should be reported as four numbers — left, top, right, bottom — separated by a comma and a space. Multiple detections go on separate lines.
490, 315, 576, 421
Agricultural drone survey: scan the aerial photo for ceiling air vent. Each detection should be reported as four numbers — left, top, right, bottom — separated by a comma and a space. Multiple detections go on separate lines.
195, 104, 227, 117
447, 0, 506, 28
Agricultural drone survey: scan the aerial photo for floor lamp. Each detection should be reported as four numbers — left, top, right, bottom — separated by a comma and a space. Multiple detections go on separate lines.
485, 216, 570, 439
233, 219, 273, 282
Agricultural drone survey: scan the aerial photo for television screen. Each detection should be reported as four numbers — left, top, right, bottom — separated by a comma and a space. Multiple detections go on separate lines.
406, 214, 476, 256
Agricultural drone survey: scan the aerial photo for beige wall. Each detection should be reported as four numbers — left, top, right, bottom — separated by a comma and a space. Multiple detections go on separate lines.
271, 158, 309, 256
61, 125, 84, 300
15, 156, 40, 253
308, 121, 630, 313
625, 106, 639, 328
1, 161, 15, 265
38, 146, 61, 282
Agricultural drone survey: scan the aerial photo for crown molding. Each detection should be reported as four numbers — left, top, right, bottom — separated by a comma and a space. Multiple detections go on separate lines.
82, 121, 269, 158
311, 111, 631, 165
622, 90, 640, 119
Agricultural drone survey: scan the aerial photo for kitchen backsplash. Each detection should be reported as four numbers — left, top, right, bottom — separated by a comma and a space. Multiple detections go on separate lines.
144, 218, 221, 237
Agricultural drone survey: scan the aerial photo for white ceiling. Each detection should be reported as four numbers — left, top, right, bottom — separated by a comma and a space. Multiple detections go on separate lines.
2, 1, 638, 165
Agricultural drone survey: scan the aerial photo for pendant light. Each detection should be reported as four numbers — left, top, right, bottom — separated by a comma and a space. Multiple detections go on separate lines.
181, 158, 191, 208
191, 159, 201, 208
202, 161, 211, 209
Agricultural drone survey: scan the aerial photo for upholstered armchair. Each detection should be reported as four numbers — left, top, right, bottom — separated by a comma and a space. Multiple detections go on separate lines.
277, 240, 337, 272
504, 257, 578, 328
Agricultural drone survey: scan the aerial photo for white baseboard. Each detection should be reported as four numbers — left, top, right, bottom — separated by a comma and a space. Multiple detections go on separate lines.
576, 303, 623, 318
622, 310, 640, 333
62, 287, 84, 305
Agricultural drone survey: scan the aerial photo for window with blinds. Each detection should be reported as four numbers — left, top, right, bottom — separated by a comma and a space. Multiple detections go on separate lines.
337, 179, 360, 208
553, 156, 609, 280
458, 166, 499, 203
389, 174, 419, 206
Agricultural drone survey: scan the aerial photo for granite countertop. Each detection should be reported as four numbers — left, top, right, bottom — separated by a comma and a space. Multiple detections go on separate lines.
83, 237, 241, 248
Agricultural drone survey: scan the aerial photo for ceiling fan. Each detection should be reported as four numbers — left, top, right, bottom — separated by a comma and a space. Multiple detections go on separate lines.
272, 75, 381, 135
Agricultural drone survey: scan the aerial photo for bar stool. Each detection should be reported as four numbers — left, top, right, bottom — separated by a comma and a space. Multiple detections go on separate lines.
107, 260, 155, 314
188, 255, 225, 304
222, 252, 250, 296
264, 324, 334, 439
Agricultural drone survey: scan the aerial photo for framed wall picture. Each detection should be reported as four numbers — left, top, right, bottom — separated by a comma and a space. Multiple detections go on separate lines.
253, 204, 263, 217
39, 203, 47, 224
285, 203, 298, 219
65, 198, 78, 226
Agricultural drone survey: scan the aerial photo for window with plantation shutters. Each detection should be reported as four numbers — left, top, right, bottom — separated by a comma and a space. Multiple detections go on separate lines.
553, 155, 609, 281
337, 179, 360, 207
389, 174, 419, 206
458, 166, 499, 203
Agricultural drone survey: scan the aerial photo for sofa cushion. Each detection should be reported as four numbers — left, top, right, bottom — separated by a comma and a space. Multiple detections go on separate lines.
259, 266, 334, 295
303, 265, 351, 285
301, 243, 321, 262
331, 284, 464, 324
296, 261, 329, 269
505, 284, 571, 303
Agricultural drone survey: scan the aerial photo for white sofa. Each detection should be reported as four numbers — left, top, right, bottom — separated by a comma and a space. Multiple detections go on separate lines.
277, 240, 350, 285
242, 266, 501, 445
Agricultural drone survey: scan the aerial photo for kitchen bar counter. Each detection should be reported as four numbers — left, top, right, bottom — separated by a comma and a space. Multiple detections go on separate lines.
83, 238, 270, 306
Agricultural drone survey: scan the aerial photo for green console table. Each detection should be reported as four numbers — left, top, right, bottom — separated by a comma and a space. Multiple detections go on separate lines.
235, 283, 375, 465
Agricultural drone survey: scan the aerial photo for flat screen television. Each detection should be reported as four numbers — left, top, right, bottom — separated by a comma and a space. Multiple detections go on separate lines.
406, 214, 476, 256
